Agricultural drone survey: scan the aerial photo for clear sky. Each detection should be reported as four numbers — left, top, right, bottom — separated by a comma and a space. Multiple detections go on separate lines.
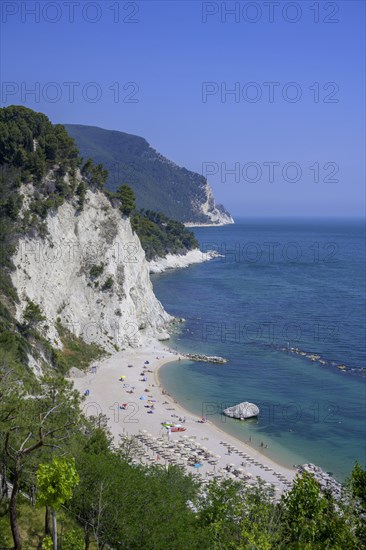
1, 0, 365, 218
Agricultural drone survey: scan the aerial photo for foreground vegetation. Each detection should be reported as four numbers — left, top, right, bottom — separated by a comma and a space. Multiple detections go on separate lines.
0, 368, 365, 549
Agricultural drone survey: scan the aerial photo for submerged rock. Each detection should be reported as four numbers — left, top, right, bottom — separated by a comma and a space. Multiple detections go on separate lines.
223, 402, 260, 420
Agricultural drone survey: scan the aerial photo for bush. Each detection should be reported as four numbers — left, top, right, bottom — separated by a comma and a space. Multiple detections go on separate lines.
76, 181, 86, 211
101, 276, 114, 291
116, 184, 136, 216
89, 263, 104, 278
61, 529, 84, 550
23, 300, 45, 327
41, 535, 53, 550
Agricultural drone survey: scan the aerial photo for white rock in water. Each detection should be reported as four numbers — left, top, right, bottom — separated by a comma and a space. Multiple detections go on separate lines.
223, 402, 260, 419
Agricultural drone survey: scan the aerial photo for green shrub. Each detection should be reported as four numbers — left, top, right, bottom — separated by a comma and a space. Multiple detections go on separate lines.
76, 181, 87, 211
61, 529, 84, 550
89, 263, 104, 278
101, 276, 114, 291
23, 300, 45, 327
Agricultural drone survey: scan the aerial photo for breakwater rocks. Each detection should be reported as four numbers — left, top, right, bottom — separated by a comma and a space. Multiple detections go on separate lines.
282, 346, 366, 377
298, 463, 343, 500
185, 353, 228, 364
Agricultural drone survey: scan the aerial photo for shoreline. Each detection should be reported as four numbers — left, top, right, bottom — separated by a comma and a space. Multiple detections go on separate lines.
184, 222, 233, 228
148, 249, 220, 274
71, 341, 295, 492
155, 358, 296, 474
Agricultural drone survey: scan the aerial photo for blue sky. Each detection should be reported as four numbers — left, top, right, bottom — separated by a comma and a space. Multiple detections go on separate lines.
1, 0, 365, 218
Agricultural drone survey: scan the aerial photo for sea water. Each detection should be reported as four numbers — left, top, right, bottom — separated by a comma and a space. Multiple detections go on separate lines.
153, 220, 365, 482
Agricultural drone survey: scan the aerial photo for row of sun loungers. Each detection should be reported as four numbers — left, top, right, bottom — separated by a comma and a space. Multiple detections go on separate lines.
128, 432, 292, 494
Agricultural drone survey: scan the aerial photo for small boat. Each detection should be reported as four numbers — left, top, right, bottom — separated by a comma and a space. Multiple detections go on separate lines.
171, 426, 186, 432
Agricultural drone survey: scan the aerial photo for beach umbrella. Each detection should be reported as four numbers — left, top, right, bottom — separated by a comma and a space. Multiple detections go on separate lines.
193, 463, 203, 469
215, 454, 221, 459
140, 395, 147, 400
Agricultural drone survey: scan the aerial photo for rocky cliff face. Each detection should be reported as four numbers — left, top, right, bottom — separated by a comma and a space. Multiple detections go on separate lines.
196, 181, 234, 225
11, 186, 172, 353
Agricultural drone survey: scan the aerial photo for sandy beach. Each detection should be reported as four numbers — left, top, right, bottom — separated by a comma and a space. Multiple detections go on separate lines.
71, 340, 296, 494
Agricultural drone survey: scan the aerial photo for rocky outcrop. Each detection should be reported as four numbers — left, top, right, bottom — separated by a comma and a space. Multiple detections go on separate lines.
148, 249, 220, 274
223, 402, 260, 419
11, 187, 172, 355
187, 181, 234, 226
298, 464, 343, 500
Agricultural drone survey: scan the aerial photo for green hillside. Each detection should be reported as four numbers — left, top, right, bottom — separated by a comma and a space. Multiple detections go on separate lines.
65, 124, 212, 223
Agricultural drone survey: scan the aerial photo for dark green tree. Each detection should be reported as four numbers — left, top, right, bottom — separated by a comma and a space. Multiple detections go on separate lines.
348, 462, 366, 546
116, 184, 136, 216
23, 300, 45, 329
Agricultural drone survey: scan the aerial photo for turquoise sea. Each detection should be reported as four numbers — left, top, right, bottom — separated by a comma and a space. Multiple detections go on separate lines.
153, 220, 365, 482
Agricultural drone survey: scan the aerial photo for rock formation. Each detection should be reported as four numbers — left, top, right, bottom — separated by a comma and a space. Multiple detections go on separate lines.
223, 402, 260, 419
11, 185, 172, 356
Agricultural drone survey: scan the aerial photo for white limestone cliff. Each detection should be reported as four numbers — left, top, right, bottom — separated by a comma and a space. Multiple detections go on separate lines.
148, 249, 220, 274
11, 187, 172, 354
187, 181, 234, 226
